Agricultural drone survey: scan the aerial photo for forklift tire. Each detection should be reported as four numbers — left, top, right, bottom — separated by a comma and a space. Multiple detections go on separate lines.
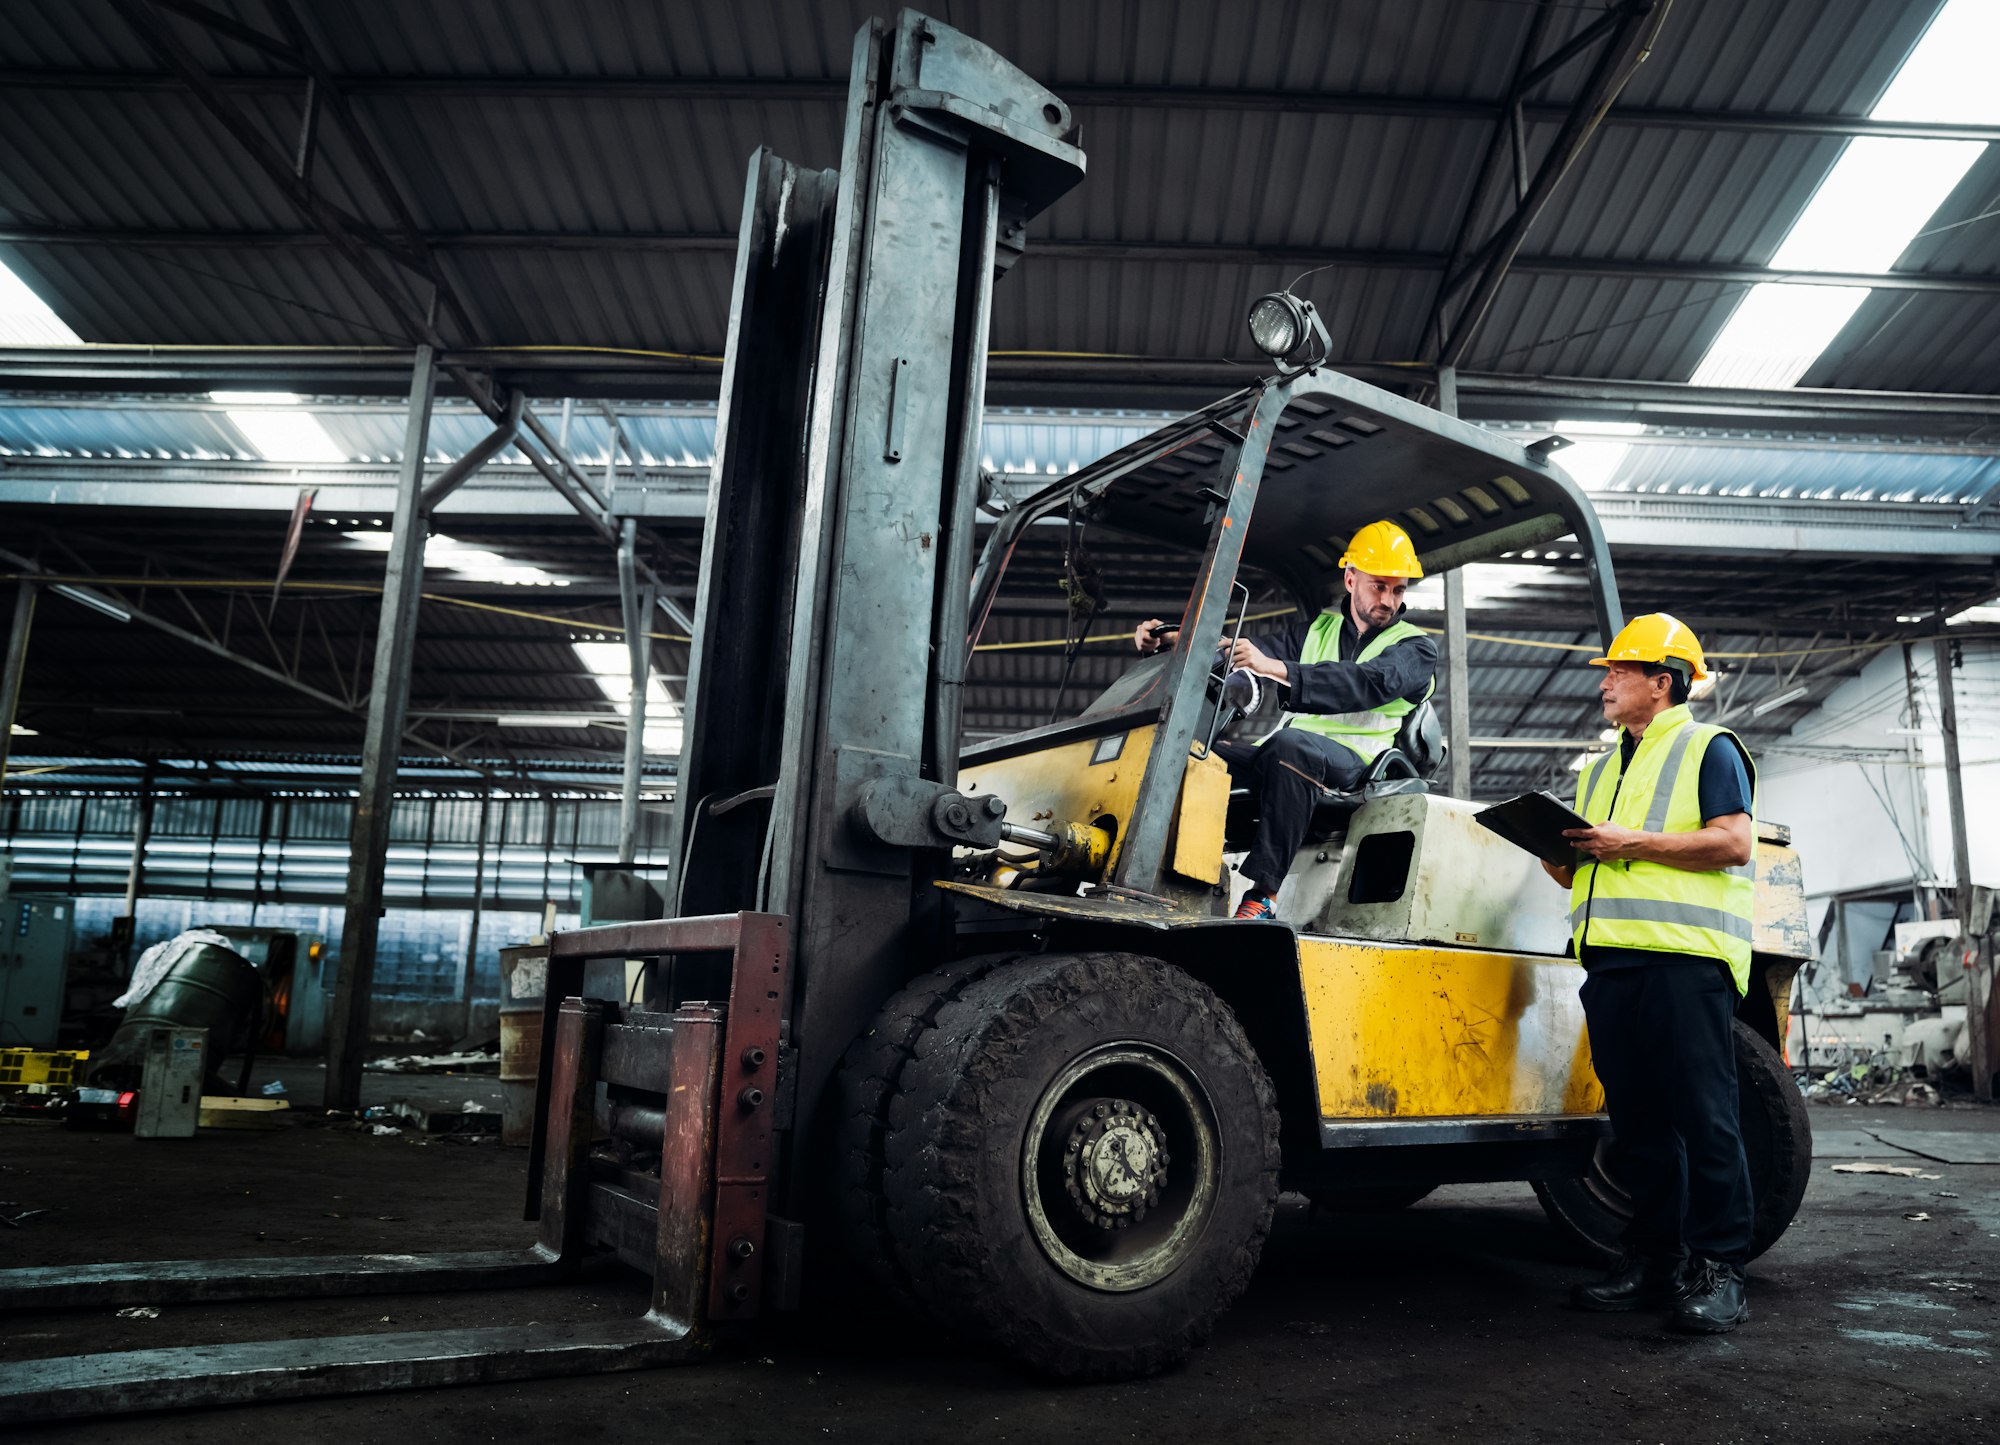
828, 952, 1027, 1318
1533, 1018, 1813, 1266
880, 952, 1281, 1381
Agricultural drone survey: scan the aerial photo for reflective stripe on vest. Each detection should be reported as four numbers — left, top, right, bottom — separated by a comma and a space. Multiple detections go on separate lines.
1266, 613, 1434, 761
1569, 703, 1758, 993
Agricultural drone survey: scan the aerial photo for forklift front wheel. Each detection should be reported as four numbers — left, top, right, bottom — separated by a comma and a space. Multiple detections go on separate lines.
881, 952, 1280, 1380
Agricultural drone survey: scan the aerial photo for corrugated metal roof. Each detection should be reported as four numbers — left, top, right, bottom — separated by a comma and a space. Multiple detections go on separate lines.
2, 0, 1986, 391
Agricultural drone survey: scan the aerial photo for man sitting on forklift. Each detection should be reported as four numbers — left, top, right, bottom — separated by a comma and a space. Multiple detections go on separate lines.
1134, 519, 1437, 919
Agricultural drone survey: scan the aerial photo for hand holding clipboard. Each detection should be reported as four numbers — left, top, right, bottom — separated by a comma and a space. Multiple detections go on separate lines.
1474, 791, 1594, 868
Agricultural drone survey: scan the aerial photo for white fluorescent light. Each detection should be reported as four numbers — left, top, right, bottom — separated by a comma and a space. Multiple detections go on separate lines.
8, 723, 36, 737
0, 259, 82, 345
496, 714, 594, 729
210, 391, 348, 463
1751, 686, 1810, 717
49, 583, 132, 624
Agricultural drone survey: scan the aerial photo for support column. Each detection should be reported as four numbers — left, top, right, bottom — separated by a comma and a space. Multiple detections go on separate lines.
1436, 367, 1473, 800
0, 579, 35, 799
120, 767, 156, 954
325, 346, 436, 1109
1931, 634, 1989, 1100
616, 518, 653, 865
460, 786, 492, 1047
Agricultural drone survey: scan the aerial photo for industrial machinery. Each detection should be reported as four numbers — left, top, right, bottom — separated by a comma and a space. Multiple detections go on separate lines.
0, 8, 1812, 1419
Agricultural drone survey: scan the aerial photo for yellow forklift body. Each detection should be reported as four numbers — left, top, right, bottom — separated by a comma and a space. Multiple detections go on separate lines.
1297, 937, 1604, 1120
961, 726, 1155, 873
960, 730, 1232, 889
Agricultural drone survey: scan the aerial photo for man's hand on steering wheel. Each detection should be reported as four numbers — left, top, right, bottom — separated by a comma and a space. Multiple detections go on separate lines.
1227, 637, 1289, 685
1135, 618, 1178, 654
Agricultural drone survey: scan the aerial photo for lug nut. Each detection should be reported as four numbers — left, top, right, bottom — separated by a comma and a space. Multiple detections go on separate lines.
742, 1046, 767, 1069
728, 1282, 751, 1303
729, 1236, 756, 1261
738, 1086, 765, 1109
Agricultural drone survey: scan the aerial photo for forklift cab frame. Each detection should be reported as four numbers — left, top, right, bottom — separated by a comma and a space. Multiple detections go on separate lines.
956, 367, 1624, 909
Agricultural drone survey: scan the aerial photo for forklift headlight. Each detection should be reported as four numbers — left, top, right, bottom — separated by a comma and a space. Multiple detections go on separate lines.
1247, 292, 1309, 358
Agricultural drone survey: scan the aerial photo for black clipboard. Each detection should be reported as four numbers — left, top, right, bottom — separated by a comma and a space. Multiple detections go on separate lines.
1475, 791, 1592, 868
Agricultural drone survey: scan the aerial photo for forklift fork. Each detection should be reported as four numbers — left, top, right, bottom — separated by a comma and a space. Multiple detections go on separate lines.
0, 913, 791, 1423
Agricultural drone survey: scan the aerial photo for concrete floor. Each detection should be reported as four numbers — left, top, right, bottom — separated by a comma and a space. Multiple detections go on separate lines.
2, 1094, 1996, 1443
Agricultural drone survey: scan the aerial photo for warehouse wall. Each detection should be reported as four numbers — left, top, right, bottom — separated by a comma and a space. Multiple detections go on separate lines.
0, 790, 671, 909
1758, 636, 2000, 902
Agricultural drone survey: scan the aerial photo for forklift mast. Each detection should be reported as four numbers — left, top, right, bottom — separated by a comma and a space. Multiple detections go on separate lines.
668, 11, 1085, 1200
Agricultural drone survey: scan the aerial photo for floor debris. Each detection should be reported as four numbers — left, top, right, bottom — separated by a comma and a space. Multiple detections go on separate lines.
1830, 1162, 1942, 1179
364, 1048, 500, 1074
114, 1306, 160, 1320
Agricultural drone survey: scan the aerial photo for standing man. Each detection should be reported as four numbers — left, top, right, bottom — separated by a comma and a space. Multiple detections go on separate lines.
1543, 613, 1758, 1334
1135, 520, 1437, 920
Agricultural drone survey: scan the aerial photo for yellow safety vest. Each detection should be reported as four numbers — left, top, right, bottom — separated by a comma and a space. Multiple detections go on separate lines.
1265, 612, 1434, 762
1569, 703, 1757, 993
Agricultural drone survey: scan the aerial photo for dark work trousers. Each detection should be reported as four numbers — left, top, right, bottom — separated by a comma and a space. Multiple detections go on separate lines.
1215, 728, 1368, 895
1579, 960, 1754, 1268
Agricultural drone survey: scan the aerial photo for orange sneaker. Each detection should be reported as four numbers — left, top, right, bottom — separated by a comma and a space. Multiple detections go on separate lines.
1233, 892, 1276, 920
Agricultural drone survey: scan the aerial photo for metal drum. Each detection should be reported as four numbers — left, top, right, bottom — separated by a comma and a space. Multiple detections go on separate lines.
497, 1005, 543, 1147
91, 942, 262, 1090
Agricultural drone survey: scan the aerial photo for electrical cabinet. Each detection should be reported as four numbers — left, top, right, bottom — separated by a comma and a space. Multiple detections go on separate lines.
0, 895, 74, 1049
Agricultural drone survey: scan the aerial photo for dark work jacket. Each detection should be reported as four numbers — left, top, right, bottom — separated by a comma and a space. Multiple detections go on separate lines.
1245, 597, 1439, 716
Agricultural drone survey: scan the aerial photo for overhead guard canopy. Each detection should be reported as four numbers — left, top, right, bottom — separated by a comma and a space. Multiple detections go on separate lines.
979, 368, 1622, 644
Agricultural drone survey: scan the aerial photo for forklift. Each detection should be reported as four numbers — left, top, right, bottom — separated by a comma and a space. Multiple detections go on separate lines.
0, 8, 1811, 1417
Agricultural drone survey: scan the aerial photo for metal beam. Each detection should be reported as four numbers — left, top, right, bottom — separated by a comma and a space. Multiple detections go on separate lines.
419, 388, 524, 512
11, 347, 2000, 431
7, 67, 2000, 143
326, 346, 435, 1111
1436, 2, 1663, 367
15, 225, 2000, 298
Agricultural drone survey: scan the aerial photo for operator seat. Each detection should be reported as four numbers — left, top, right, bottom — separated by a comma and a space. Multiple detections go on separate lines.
1299, 698, 1446, 843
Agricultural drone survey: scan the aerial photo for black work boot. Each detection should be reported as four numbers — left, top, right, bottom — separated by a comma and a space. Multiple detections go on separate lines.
1671, 1258, 1749, 1333
1570, 1253, 1691, 1313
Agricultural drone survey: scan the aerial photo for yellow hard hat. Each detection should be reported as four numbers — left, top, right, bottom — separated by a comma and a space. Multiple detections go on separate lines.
1338, 519, 1423, 579
1589, 612, 1710, 682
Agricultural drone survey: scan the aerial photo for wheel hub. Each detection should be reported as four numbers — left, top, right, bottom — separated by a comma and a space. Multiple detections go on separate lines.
1061, 1099, 1169, 1228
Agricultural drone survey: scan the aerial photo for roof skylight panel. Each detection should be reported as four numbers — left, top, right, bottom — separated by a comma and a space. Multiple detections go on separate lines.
0, 260, 82, 345
1687, 1, 2000, 392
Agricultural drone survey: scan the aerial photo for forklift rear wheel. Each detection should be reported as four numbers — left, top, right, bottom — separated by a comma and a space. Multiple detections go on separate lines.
1533, 1018, 1813, 1265
880, 952, 1280, 1380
